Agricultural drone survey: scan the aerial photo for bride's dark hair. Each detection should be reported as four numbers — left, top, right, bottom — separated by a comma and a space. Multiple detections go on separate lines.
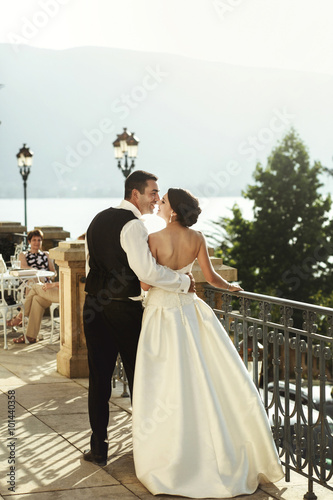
167, 188, 202, 227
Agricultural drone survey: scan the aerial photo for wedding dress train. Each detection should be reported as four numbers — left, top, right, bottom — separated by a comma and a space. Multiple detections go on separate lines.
132, 263, 283, 498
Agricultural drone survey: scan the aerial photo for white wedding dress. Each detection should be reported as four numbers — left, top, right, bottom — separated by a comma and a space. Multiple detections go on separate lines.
132, 263, 284, 498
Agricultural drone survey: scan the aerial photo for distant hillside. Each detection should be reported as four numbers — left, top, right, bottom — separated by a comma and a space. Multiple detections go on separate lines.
0, 44, 332, 198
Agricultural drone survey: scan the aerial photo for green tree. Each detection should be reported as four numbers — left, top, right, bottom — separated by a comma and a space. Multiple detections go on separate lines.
213, 129, 333, 304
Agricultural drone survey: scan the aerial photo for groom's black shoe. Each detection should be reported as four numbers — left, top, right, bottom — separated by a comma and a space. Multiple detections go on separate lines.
83, 450, 107, 466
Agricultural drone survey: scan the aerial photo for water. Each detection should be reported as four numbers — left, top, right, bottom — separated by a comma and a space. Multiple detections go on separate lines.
0, 197, 253, 243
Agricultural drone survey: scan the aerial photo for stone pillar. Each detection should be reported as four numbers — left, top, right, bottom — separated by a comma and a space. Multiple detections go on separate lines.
35, 225, 70, 252
192, 248, 238, 309
49, 240, 88, 378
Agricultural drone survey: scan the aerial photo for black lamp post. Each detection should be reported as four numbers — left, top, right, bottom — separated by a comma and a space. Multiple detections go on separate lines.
16, 143, 33, 230
113, 128, 139, 178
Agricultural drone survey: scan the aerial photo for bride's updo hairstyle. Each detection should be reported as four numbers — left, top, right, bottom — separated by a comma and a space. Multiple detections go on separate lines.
167, 188, 202, 227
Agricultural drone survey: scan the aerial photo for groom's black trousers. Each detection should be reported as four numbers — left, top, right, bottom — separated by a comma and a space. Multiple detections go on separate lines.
83, 295, 143, 453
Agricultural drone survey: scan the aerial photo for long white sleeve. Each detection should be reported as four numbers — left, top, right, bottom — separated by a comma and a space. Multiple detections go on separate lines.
120, 219, 190, 293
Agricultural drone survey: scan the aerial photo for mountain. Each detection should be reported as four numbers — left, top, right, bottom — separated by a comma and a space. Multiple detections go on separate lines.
0, 44, 332, 198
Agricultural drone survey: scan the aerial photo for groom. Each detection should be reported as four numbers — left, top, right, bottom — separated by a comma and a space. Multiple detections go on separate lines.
83, 170, 194, 466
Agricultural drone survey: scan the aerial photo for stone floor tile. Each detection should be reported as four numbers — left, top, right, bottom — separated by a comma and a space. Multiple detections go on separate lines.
0, 426, 119, 495
0, 366, 26, 390
125, 480, 181, 499
112, 396, 132, 413
122, 481, 155, 499
0, 343, 70, 385
106, 452, 138, 485
0, 392, 26, 420
1, 412, 58, 444
12, 382, 88, 415
260, 472, 333, 500
125, 481, 276, 500
1, 484, 139, 499
73, 378, 89, 389
45, 342, 61, 352
39, 409, 132, 456
36, 412, 90, 441
105, 453, 272, 499
2, 322, 332, 499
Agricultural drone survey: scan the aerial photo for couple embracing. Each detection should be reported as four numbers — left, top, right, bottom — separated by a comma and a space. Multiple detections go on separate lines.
83, 170, 283, 499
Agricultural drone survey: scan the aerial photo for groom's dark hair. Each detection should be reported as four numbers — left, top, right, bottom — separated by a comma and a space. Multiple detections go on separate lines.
124, 170, 158, 199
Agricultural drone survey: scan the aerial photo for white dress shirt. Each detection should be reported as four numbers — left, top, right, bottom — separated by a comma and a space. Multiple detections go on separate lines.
85, 199, 190, 298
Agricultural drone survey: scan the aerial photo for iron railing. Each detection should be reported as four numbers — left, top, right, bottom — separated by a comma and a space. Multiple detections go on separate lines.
204, 285, 333, 500
113, 354, 130, 397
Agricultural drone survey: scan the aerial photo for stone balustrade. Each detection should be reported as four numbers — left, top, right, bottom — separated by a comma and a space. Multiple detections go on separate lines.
49, 241, 87, 378
0, 222, 70, 262
33, 225, 70, 252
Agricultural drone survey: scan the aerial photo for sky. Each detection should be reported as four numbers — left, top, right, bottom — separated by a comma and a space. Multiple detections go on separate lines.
0, 0, 333, 75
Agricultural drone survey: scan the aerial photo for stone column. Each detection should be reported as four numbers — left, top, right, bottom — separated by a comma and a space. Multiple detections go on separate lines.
49, 240, 88, 378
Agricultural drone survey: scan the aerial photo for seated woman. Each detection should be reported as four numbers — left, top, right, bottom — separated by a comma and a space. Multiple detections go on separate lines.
19, 229, 56, 273
12, 282, 59, 344
7, 229, 56, 327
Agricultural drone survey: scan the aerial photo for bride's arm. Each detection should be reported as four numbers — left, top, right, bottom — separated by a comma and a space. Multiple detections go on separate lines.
196, 233, 243, 292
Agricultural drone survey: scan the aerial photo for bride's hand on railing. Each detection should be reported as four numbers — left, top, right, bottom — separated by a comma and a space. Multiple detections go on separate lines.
226, 283, 243, 292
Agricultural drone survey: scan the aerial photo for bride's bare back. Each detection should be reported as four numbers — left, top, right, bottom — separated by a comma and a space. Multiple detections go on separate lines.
148, 224, 202, 270
143, 222, 242, 293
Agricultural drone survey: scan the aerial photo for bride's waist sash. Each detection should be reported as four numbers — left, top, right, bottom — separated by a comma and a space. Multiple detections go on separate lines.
144, 288, 196, 308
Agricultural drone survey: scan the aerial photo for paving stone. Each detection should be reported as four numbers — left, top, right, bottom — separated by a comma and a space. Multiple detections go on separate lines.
39, 409, 132, 457
0, 392, 25, 420
260, 472, 333, 500
1, 484, 138, 499
1, 323, 332, 499
106, 452, 138, 485
12, 382, 88, 415
0, 366, 26, 390
0, 415, 119, 495
0, 343, 70, 385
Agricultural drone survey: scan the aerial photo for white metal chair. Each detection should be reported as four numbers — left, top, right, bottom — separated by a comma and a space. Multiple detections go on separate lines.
12, 241, 24, 260
36, 302, 60, 343
0, 274, 25, 350
50, 302, 60, 343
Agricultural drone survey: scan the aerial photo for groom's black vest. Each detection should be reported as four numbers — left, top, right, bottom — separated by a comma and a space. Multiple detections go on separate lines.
85, 207, 141, 299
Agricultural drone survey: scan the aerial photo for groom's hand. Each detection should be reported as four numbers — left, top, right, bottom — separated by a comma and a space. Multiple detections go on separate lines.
187, 273, 196, 293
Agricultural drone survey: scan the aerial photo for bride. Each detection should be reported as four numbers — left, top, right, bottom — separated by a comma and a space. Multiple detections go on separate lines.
132, 188, 284, 498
